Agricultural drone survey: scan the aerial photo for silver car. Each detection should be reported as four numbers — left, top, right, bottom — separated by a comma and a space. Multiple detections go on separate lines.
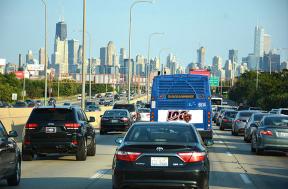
232, 110, 259, 136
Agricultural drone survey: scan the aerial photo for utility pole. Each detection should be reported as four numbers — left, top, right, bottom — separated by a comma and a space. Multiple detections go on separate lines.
81, 0, 86, 109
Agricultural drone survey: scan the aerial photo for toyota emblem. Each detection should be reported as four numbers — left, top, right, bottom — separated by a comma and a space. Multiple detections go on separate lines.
156, 147, 164, 152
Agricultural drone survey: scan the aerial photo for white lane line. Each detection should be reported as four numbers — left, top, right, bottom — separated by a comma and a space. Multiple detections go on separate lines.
225, 151, 233, 156
219, 140, 223, 144
90, 169, 109, 179
240, 173, 252, 184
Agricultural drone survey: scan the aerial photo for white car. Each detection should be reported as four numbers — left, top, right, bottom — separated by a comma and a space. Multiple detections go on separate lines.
138, 108, 150, 122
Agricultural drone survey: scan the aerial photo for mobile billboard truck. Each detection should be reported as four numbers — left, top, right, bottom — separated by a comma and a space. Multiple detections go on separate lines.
150, 74, 213, 145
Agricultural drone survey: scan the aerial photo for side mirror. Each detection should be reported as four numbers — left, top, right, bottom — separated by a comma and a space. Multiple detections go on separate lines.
8, 130, 18, 138
89, 116, 95, 122
115, 137, 124, 145
100, 115, 103, 118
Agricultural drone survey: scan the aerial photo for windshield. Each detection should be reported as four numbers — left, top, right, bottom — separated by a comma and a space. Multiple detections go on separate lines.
125, 125, 197, 143
113, 104, 135, 112
239, 112, 255, 117
225, 111, 237, 118
104, 111, 128, 117
29, 108, 75, 122
264, 117, 288, 126
254, 114, 267, 121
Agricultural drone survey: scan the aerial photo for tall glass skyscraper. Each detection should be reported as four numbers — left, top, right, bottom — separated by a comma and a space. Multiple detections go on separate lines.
55, 21, 67, 41
254, 26, 264, 57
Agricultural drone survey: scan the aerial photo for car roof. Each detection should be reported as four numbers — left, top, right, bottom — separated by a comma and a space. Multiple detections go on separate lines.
105, 109, 129, 112
133, 122, 192, 127
263, 114, 288, 118
35, 106, 80, 109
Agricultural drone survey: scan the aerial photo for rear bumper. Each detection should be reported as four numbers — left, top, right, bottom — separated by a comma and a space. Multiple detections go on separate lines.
23, 141, 78, 154
221, 122, 232, 129
100, 123, 130, 132
258, 138, 288, 152
113, 167, 209, 189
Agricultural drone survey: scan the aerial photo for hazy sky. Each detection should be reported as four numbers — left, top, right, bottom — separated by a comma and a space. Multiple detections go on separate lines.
0, 0, 288, 67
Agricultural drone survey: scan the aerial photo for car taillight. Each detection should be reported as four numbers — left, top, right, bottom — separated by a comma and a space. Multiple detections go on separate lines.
65, 123, 80, 129
115, 151, 142, 162
24, 138, 31, 145
25, 123, 39, 129
260, 130, 273, 136
120, 117, 129, 122
177, 152, 206, 163
223, 119, 228, 122
234, 119, 241, 123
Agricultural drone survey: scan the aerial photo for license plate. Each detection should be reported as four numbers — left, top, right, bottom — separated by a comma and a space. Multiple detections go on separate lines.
151, 157, 168, 167
45, 127, 56, 133
111, 120, 118, 123
277, 132, 288, 137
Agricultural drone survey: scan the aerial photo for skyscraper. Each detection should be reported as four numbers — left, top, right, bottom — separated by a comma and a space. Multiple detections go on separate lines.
254, 26, 264, 57
107, 41, 117, 66
55, 21, 67, 41
229, 49, 238, 63
68, 39, 79, 73
39, 48, 45, 65
212, 56, 222, 77
197, 47, 206, 68
26, 50, 33, 64
263, 34, 271, 54
100, 47, 106, 66
52, 38, 69, 77
120, 48, 126, 67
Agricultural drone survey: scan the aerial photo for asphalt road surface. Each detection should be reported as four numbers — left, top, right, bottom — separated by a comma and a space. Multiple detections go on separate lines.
1, 125, 287, 189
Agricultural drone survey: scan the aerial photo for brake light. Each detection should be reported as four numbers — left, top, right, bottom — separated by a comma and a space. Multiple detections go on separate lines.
71, 140, 78, 145
177, 152, 206, 163
234, 119, 241, 123
116, 151, 142, 162
120, 118, 129, 122
223, 119, 228, 122
260, 130, 273, 136
65, 123, 80, 129
24, 138, 31, 145
25, 123, 39, 129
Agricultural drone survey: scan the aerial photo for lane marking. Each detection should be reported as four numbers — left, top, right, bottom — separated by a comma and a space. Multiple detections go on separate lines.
226, 151, 233, 156
90, 169, 110, 179
240, 173, 252, 184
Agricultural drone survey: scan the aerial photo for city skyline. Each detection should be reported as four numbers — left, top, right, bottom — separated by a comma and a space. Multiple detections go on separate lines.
1, 0, 288, 66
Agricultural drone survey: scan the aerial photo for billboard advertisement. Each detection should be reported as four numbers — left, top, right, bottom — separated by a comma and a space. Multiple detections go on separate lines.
14, 71, 24, 79
190, 69, 211, 77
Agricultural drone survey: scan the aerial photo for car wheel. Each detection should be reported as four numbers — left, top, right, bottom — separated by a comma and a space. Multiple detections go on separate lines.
76, 139, 87, 161
244, 135, 248, 142
220, 125, 224, 131
234, 129, 238, 136
87, 137, 96, 156
22, 152, 33, 161
7, 159, 21, 186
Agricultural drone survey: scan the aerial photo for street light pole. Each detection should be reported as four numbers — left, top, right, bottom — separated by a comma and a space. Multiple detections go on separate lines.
146, 32, 164, 102
41, 0, 48, 106
128, 0, 153, 104
81, 0, 86, 109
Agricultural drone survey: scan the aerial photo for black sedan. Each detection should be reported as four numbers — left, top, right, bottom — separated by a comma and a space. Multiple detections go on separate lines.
251, 115, 288, 155
112, 122, 210, 189
0, 121, 21, 186
100, 109, 132, 135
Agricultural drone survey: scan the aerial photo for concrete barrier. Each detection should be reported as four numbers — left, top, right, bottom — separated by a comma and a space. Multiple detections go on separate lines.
0, 95, 147, 141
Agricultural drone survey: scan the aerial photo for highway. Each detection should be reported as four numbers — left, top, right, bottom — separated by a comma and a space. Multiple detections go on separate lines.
1, 125, 287, 189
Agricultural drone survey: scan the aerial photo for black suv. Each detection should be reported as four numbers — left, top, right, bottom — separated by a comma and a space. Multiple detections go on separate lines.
22, 106, 96, 161
0, 121, 21, 186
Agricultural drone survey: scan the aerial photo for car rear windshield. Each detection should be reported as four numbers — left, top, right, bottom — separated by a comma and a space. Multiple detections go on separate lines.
113, 104, 135, 112
29, 108, 75, 122
104, 110, 128, 117
264, 117, 288, 126
254, 114, 267, 121
280, 110, 288, 115
125, 125, 197, 143
138, 108, 150, 113
239, 112, 254, 117
225, 111, 237, 118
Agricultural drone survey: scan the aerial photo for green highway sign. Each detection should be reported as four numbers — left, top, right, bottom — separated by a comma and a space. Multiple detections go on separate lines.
209, 76, 219, 87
